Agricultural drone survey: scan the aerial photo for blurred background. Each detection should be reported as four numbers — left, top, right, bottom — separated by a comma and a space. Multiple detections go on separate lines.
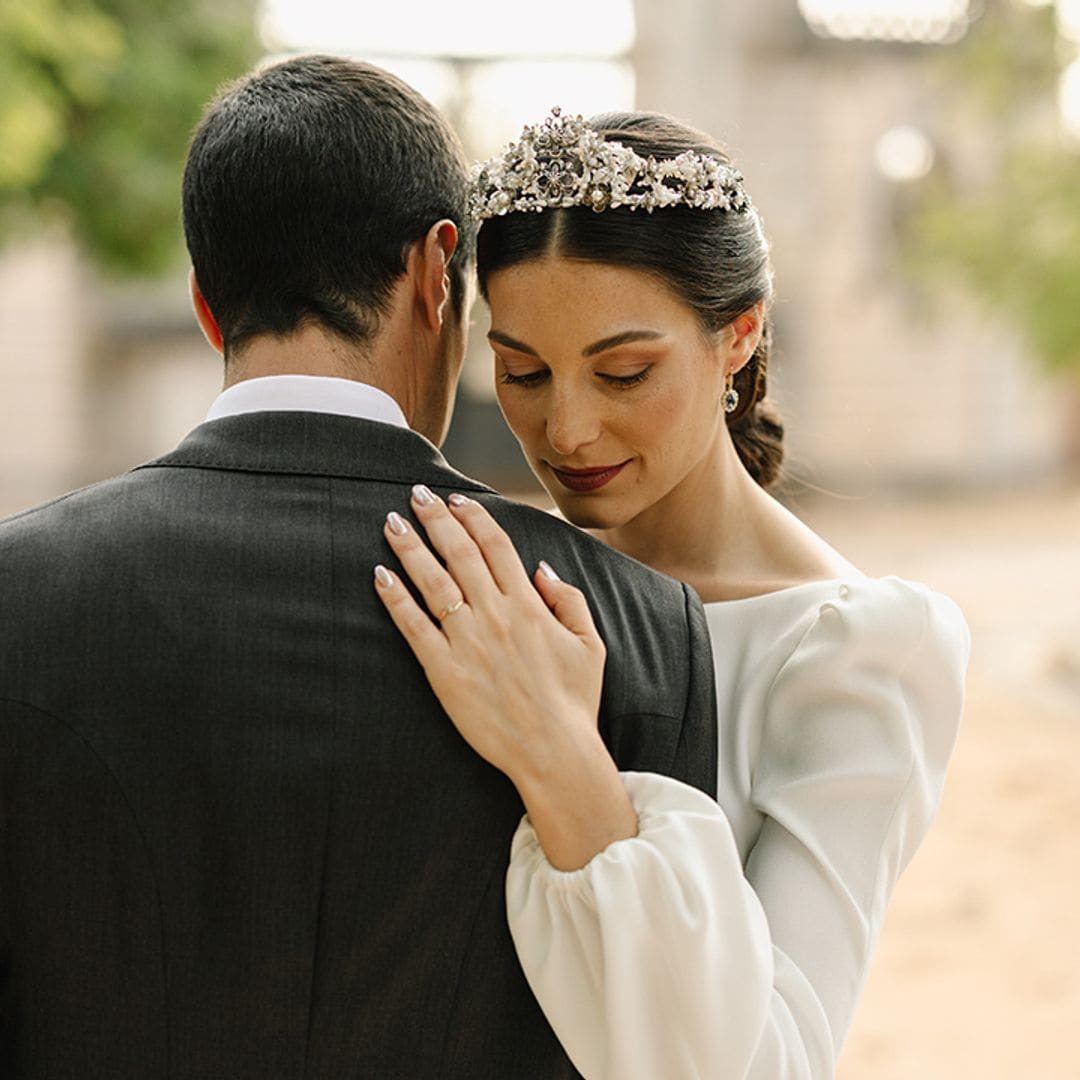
1, 0, 1077, 1075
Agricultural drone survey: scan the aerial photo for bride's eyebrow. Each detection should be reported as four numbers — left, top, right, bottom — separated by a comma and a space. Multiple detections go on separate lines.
488, 330, 538, 356
582, 330, 665, 357
487, 328, 666, 358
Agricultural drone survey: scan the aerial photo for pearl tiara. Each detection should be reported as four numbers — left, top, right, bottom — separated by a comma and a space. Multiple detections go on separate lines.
469, 107, 751, 222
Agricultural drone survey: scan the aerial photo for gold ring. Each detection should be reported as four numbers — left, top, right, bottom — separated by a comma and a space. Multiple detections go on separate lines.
436, 598, 465, 622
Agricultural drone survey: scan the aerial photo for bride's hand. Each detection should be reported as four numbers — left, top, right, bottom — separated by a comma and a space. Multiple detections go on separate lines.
375, 484, 604, 779
373, 484, 637, 869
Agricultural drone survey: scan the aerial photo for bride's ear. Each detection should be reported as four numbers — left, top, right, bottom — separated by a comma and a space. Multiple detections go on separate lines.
724, 300, 765, 374
189, 269, 224, 355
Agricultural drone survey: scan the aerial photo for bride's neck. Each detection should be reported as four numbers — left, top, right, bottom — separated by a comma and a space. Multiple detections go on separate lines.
592, 440, 858, 603
593, 437, 762, 598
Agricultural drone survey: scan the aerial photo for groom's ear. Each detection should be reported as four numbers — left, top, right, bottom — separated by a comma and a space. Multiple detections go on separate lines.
412, 220, 459, 333
189, 269, 225, 355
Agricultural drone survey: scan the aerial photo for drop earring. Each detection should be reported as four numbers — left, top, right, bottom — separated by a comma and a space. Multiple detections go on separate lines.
722, 373, 739, 414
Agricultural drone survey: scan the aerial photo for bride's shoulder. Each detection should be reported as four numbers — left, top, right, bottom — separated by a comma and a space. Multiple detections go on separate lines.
769, 499, 861, 586
704, 499, 859, 603
747, 499, 967, 658
707, 570, 968, 686
771, 575, 971, 695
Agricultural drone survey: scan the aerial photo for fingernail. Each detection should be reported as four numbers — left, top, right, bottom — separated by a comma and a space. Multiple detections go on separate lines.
387, 511, 409, 536
412, 484, 436, 506
374, 564, 394, 587
539, 560, 560, 582
448, 493, 471, 508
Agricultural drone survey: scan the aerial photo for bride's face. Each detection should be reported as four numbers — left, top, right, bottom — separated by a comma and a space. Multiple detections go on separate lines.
487, 256, 741, 530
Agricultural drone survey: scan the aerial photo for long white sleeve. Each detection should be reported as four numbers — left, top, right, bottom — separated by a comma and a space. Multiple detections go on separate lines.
506, 578, 969, 1080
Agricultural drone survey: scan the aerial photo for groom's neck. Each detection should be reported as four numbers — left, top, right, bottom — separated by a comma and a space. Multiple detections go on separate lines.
222, 323, 373, 388
220, 319, 444, 441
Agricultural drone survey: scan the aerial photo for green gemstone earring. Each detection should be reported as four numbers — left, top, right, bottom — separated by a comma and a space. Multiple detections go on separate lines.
722, 373, 739, 414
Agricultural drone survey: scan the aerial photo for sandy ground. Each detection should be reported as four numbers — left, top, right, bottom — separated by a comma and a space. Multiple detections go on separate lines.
790, 483, 1080, 1080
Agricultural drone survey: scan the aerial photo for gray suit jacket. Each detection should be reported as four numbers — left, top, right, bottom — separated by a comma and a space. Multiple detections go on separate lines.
0, 410, 717, 1079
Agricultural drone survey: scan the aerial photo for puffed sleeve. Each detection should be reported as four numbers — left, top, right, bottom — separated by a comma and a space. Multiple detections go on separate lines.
505, 580, 969, 1080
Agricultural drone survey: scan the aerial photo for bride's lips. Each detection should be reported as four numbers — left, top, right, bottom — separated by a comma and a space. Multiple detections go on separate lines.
547, 460, 631, 493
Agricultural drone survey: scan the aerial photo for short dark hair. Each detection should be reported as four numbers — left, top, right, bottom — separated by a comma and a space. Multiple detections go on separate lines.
182, 54, 475, 356
476, 111, 783, 488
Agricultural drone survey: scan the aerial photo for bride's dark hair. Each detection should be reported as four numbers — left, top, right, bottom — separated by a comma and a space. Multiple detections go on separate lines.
476, 111, 783, 488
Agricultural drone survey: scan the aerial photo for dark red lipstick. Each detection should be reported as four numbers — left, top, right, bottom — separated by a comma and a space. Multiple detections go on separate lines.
548, 461, 630, 493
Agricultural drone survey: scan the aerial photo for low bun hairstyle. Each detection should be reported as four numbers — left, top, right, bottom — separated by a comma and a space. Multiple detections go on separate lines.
476, 111, 783, 489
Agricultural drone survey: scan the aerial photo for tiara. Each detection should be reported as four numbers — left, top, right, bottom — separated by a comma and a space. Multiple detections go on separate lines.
469, 107, 751, 221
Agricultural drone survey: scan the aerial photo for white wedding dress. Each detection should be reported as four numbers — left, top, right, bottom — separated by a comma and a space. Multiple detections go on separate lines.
506, 575, 970, 1079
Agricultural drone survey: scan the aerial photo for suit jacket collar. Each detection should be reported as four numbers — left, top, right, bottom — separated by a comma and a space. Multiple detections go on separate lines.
133, 411, 495, 494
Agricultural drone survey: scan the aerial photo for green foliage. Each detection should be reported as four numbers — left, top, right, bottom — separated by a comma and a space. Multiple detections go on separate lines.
906, 0, 1080, 373
0, 0, 259, 275
939, 0, 1058, 114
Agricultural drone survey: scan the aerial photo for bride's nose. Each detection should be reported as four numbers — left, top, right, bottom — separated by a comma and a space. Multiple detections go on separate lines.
545, 390, 602, 457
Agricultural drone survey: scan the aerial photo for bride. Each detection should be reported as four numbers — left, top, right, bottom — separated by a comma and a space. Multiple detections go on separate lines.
373, 109, 970, 1079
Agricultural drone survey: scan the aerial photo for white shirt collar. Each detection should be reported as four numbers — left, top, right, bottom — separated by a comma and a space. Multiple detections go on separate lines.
205, 375, 409, 429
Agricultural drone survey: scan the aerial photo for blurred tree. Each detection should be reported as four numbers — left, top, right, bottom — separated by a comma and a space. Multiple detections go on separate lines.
0, 0, 259, 275
908, 0, 1080, 376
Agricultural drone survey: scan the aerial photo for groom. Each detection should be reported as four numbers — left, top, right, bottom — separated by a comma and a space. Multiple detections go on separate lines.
0, 56, 716, 1078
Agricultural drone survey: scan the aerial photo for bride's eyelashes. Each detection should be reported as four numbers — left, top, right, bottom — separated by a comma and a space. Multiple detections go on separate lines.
499, 369, 547, 387
498, 366, 654, 390
600, 368, 652, 388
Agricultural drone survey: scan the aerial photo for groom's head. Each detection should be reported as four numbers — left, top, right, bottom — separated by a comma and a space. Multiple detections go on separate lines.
182, 54, 475, 436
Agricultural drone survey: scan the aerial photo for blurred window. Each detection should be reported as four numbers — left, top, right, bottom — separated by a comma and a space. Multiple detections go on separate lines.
797, 0, 972, 44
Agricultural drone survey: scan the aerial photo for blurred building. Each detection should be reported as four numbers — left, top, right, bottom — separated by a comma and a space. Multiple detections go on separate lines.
632, 0, 1073, 494
0, 236, 221, 518
0, 0, 1075, 519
